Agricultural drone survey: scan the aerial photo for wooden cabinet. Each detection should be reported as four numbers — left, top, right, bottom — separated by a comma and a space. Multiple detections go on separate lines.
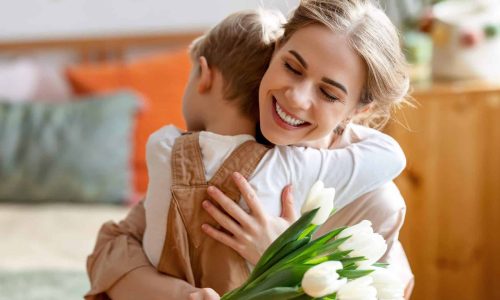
385, 81, 500, 300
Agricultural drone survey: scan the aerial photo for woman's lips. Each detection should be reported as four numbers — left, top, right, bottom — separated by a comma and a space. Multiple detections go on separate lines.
271, 97, 310, 130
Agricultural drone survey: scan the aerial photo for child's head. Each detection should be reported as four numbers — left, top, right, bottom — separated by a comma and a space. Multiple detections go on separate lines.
183, 9, 285, 131
258, 0, 410, 147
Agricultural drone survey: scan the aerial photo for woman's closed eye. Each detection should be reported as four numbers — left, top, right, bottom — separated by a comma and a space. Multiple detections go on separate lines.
283, 58, 344, 104
283, 61, 302, 76
320, 87, 342, 103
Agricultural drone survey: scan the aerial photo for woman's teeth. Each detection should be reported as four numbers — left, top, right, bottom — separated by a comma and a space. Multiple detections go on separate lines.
275, 102, 306, 126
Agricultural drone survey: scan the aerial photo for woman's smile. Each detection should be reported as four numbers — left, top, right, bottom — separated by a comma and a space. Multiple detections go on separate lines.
272, 96, 310, 129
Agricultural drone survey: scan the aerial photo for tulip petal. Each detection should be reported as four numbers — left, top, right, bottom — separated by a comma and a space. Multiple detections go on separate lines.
302, 261, 347, 297
301, 181, 324, 214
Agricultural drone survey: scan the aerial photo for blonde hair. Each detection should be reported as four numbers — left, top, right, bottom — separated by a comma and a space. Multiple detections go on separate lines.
282, 0, 410, 129
189, 9, 285, 120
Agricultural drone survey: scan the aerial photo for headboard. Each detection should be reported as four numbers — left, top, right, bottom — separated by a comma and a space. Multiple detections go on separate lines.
0, 31, 203, 62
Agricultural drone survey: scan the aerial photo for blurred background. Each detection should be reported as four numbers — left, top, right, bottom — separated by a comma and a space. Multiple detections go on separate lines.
0, 0, 498, 299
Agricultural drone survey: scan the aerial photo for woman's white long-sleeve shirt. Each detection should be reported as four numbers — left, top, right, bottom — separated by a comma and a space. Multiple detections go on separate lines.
143, 123, 406, 267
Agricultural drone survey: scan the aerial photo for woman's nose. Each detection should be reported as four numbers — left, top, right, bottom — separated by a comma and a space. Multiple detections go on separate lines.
284, 82, 314, 110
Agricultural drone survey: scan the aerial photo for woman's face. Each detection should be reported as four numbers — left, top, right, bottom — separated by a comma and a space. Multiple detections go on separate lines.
258, 24, 367, 147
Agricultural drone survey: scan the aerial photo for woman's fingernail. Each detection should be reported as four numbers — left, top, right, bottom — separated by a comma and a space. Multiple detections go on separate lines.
207, 186, 215, 193
202, 200, 209, 208
233, 172, 242, 179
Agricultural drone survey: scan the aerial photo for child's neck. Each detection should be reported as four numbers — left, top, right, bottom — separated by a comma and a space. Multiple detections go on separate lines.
204, 106, 256, 137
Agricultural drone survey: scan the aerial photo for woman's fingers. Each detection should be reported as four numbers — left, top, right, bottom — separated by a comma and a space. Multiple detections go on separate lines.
280, 184, 299, 222
231, 172, 266, 221
206, 185, 253, 228
201, 223, 241, 253
189, 288, 220, 300
202, 200, 242, 236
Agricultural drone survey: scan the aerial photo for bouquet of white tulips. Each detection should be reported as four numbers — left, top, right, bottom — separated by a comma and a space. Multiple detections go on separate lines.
221, 181, 405, 300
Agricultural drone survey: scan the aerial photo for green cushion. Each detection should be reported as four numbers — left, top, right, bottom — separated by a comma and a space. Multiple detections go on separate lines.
0, 91, 138, 203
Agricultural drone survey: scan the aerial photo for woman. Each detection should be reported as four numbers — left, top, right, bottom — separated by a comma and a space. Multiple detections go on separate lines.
86, 1, 413, 299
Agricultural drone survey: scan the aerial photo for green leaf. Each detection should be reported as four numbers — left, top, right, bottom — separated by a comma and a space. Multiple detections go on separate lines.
303, 255, 330, 265
337, 269, 374, 279
236, 265, 311, 299
293, 228, 347, 260
234, 217, 351, 297
340, 256, 366, 270
298, 224, 318, 240
293, 236, 350, 264
326, 250, 352, 261
249, 209, 320, 282
372, 262, 389, 268
314, 226, 347, 244
318, 292, 337, 300
248, 229, 350, 287
240, 286, 306, 300
249, 238, 310, 282
304, 250, 352, 265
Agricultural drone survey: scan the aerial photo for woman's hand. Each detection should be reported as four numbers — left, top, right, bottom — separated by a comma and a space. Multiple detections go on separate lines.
188, 288, 220, 300
201, 172, 298, 265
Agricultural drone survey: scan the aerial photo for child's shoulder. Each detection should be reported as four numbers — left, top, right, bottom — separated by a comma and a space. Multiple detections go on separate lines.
146, 124, 183, 149
200, 131, 255, 144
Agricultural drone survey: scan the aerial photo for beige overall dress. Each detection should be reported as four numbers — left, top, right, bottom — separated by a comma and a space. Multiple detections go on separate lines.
157, 132, 269, 295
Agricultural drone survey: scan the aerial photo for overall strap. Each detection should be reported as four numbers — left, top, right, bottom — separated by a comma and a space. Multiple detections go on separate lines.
209, 141, 269, 201
171, 132, 207, 187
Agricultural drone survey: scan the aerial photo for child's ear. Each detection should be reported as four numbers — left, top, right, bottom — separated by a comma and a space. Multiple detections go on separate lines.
197, 56, 213, 94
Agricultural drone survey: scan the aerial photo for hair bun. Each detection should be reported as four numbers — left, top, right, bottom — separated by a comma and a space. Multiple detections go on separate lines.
257, 8, 286, 45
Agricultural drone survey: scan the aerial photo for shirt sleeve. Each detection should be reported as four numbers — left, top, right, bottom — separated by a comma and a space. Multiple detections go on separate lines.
143, 125, 182, 267
85, 202, 151, 300
285, 124, 406, 210
314, 182, 414, 296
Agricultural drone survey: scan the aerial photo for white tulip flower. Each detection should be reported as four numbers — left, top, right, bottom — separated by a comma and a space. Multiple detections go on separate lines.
337, 276, 377, 300
337, 220, 387, 267
301, 261, 347, 297
369, 267, 405, 300
300, 181, 336, 225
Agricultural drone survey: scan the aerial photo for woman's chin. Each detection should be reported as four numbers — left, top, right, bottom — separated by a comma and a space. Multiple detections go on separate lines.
261, 130, 293, 146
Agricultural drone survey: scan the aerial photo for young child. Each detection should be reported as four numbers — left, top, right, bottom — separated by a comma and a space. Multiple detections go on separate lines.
142, 8, 406, 295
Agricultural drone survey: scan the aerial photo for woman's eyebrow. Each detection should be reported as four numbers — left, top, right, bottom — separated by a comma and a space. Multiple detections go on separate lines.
322, 77, 348, 95
289, 50, 308, 69
289, 49, 348, 96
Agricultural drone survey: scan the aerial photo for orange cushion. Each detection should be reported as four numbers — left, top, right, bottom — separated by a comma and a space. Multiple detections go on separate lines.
66, 49, 191, 197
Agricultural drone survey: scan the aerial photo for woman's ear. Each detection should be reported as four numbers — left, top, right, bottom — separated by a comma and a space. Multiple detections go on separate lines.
354, 103, 373, 115
197, 56, 213, 93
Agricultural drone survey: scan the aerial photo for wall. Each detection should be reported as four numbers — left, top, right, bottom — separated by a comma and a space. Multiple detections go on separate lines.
0, 0, 298, 41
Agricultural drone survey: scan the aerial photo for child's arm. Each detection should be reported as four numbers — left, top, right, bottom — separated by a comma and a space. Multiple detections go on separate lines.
86, 202, 214, 300
285, 124, 406, 210
202, 126, 406, 264
143, 125, 181, 267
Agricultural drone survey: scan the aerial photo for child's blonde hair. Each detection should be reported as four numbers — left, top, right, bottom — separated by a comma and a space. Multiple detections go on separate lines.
189, 9, 285, 120
282, 0, 410, 129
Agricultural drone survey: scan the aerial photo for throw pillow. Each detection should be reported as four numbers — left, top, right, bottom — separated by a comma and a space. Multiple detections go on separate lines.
0, 91, 138, 203
66, 49, 191, 196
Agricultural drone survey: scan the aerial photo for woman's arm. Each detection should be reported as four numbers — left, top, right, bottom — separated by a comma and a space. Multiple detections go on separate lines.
85, 202, 211, 300
203, 178, 414, 300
